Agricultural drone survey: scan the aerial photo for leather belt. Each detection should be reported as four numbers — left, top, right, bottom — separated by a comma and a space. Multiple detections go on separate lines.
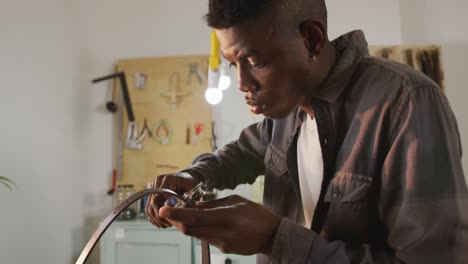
75, 188, 210, 264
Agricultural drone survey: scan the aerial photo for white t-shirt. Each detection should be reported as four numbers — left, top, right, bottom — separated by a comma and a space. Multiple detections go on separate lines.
297, 115, 324, 228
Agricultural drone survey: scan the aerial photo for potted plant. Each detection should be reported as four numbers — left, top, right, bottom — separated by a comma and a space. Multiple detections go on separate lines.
0, 176, 15, 190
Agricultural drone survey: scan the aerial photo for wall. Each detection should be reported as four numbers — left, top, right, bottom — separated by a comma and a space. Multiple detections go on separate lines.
0, 0, 402, 263
327, 0, 402, 45
400, 0, 468, 178
0, 0, 82, 263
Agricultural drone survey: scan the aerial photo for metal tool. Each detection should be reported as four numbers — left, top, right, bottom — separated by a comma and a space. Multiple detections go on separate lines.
76, 183, 211, 264
186, 123, 191, 145
172, 182, 209, 208
153, 119, 173, 145
187, 63, 206, 85
92, 72, 142, 150
193, 122, 205, 144
137, 118, 153, 142
135, 72, 147, 89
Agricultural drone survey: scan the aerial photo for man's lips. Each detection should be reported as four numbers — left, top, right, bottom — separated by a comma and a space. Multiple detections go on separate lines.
246, 100, 267, 114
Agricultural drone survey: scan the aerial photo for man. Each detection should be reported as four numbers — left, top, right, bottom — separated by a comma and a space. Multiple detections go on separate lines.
146, 0, 468, 263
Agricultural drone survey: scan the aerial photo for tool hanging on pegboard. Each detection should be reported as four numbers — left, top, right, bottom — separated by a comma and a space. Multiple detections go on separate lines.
92, 72, 142, 150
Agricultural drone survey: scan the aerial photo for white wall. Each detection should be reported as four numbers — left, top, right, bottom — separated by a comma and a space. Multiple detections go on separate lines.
400, 0, 468, 177
327, 0, 402, 45
0, 0, 82, 263
0, 0, 402, 263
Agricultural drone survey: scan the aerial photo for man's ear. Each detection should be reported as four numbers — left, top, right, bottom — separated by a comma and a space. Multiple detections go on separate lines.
299, 20, 326, 57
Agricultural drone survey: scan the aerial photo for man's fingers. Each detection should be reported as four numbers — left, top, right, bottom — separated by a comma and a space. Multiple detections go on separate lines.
152, 174, 166, 188
145, 199, 161, 227
159, 206, 231, 226
146, 194, 163, 228
146, 192, 172, 228
151, 195, 172, 227
196, 195, 246, 209
150, 175, 176, 227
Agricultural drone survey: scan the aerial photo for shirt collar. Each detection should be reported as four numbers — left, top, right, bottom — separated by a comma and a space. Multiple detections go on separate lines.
314, 30, 369, 103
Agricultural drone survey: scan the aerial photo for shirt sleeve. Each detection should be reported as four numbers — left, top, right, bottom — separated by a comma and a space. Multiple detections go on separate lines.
269, 85, 468, 264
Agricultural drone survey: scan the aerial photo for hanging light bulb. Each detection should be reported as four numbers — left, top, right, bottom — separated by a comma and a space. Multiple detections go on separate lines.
205, 87, 223, 105
206, 68, 222, 105
218, 58, 232, 91
205, 30, 224, 105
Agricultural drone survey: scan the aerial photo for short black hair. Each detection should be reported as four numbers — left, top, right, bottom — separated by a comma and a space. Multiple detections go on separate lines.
204, 0, 271, 29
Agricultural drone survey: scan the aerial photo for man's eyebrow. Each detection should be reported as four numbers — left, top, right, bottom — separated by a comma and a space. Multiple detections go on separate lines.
238, 50, 259, 60
221, 50, 259, 61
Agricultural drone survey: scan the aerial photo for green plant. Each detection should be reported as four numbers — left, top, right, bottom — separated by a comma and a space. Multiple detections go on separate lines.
0, 176, 15, 190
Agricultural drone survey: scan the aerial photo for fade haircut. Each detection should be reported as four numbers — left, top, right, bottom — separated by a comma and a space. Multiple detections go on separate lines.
205, 0, 327, 30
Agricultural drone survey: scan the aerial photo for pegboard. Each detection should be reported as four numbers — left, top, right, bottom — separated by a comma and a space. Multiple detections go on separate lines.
114, 55, 213, 189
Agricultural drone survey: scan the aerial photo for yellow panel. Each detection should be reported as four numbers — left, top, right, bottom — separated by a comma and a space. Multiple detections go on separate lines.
116, 55, 213, 190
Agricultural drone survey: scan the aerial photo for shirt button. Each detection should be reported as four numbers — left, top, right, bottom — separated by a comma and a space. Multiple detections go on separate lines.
324, 138, 328, 145
268, 160, 273, 167
332, 189, 340, 199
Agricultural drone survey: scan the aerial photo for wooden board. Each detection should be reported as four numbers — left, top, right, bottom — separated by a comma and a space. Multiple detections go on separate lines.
115, 55, 213, 189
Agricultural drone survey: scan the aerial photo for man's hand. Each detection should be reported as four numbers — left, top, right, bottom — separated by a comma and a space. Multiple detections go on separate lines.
145, 172, 200, 228
159, 195, 281, 255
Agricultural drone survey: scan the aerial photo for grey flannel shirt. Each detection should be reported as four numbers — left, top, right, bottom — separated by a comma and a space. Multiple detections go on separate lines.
184, 30, 468, 264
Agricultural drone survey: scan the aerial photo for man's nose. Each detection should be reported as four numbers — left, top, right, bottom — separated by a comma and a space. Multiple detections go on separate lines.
237, 66, 258, 93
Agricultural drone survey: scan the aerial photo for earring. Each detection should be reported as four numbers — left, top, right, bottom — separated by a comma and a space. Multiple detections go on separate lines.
310, 51, 317, 62
310, 54, 317, 62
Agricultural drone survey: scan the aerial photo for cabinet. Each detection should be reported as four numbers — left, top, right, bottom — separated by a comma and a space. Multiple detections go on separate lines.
101, 220, 256, 264
194, 240, 256, 264
101, 220, 191, 264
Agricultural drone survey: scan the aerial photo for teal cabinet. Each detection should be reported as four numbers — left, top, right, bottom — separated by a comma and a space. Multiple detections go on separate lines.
194, 240, 256, 264
101, 220, 192, 264
101, 219, 256, 264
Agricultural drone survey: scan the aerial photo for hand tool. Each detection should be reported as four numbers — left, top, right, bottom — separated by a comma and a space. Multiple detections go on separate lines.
193, 122, 205, 144
187, 63, 206, 85
186, 123, 191, 144
153, 119, 173, 145
106, 169, 117, 195
135, 72, 147, 90
92, 72, 142, 150
137, 118, 153, 142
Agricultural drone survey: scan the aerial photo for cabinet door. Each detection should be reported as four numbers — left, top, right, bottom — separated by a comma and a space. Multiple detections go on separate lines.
194, 240, 256, 264
101, 226, 192, 264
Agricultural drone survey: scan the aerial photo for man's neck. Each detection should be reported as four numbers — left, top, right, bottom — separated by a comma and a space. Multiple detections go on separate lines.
300, 40, 337, 118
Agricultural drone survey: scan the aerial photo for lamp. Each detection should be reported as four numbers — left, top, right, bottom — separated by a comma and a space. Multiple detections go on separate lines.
218, 58, 232, 91
205, 69, 223, 105
205, 30, 224, 105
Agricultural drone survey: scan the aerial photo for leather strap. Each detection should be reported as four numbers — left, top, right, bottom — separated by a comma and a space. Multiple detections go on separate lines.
201, 240, 211, 264
75, 188, 210, 264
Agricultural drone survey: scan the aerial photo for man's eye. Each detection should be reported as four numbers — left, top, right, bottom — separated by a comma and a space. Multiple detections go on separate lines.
249, 62, 264, 69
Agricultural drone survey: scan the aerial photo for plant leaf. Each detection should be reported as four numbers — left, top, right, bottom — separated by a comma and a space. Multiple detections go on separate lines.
0, 176, 15, 190
0, 176, 14, 184
0, 180, 13, 190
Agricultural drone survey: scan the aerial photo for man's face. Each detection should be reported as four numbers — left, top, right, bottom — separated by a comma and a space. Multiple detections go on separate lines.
216, 18, 313, 119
